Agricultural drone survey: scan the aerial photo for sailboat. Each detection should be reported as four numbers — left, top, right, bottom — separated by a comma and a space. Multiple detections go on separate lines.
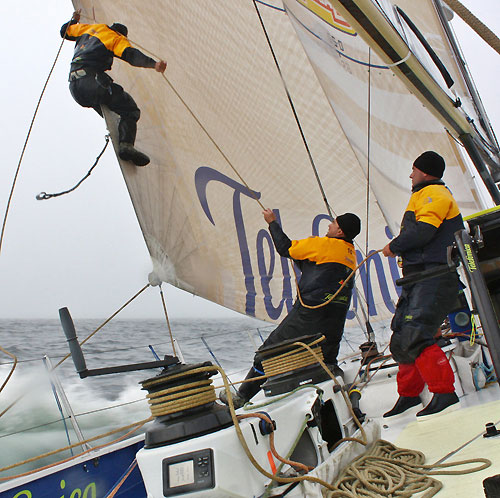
1, 0, 500, 496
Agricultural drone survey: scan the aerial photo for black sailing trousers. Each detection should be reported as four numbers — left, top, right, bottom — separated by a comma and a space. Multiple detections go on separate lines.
239, 300, 349, 401
389, 271, 460, 364
69, 73, 140, 145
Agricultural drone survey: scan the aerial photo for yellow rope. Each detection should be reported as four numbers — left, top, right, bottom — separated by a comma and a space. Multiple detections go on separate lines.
146, 379, 212, 399
262, 346, 324, 376
0, 418, 151, 478
325, 439, 491, 497
0, 346, 17, 394
0, 284, 151, 421
294, 250, 383, 310
105, 459, 138, 498
442, 0, 500, 56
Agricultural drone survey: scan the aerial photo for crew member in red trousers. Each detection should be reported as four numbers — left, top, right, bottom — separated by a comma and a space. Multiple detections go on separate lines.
382, 151, 462, 419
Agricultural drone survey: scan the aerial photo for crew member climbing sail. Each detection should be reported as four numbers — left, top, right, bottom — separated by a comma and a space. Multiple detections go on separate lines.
61, 11, 167, 166
382, 151, 463, 419
220, 208, 361, 408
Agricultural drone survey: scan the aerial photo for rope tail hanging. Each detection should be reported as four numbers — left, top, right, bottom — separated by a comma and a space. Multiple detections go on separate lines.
0, 14, 75, 258
36, 134, 111, 200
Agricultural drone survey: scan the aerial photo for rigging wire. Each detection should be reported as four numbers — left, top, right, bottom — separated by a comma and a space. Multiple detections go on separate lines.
43, 357, 74, 456
365, 49, 372, 319
159, 285, 177, 357
53, 283, 151, 370
0, 17, 72, 259
251, 0, 334, 219
0, 417, 151, 479
0, 284, 151, 420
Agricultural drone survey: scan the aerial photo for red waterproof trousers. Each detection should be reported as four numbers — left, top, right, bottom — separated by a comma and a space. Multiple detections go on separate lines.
396, 344, 455, 396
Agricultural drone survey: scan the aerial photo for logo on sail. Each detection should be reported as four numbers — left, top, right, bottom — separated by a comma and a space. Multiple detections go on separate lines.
296, 0, 356, 35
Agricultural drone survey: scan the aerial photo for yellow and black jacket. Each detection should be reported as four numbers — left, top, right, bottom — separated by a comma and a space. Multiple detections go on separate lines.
389, 180, 464, 270
269, 221, 356, 306
60, 21, 156, 72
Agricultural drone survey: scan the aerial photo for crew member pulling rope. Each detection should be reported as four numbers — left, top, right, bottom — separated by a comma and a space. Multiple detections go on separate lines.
220, 208, 361, 408
61, 11, 167, 167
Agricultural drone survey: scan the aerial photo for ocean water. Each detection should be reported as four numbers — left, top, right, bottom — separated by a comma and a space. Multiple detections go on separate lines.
0, 317, 389, 476
0, 317, 271, 475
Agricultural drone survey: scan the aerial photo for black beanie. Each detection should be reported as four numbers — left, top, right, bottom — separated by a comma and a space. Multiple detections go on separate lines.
336, 213, 361, 241
110, 23, 128, 37
413, 151, 445, 178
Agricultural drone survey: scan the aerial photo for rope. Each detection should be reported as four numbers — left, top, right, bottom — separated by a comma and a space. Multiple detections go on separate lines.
293, 249, 383, 310
442, 0, 500, 56
159, 285, 177, 356
104, 459, 138, 498
0, 16, 72, 258
53, 283, 150, 369
325, 439, 491, 497
0, 346, 17, 394
158, 71, 265, 209
261, 336, 325, 377
0, 284, 151, 420
238, 412, 313, 472
36, 134, 110, 200
0, 417, 151, 479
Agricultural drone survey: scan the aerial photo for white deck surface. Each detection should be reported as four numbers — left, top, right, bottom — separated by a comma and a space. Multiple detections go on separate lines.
352, 360, 500, 498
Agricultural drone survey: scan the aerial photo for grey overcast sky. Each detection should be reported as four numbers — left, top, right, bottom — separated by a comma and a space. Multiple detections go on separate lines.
0, 0, 499, 319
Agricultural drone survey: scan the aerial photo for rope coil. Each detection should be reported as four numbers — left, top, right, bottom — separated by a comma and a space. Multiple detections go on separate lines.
325, 438, 491, 497
262, 346, 324, 377
142, 365, 219, 418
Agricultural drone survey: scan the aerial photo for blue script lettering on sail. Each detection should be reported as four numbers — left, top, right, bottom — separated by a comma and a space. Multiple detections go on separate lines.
195, 167, 400, 321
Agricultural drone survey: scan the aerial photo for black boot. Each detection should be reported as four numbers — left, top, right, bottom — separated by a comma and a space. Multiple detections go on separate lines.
218, 367, 263, 409
218, 390, 247, 409
416, 392, 459, 419
383, 396, 422, 418
119, 142, 150, 167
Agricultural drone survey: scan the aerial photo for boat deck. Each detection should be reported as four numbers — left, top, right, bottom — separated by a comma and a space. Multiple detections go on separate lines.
356, 362, 500, 497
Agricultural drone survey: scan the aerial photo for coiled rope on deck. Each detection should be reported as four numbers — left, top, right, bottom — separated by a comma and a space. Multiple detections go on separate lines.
325, 438, 491, 498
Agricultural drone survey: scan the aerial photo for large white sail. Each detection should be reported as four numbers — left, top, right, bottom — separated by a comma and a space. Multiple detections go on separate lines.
71, 0, 495, 327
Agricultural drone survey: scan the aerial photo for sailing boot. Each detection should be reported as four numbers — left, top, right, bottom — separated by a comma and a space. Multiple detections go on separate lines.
118, 142, 150, 167
218, 390, 247, 409
416, 392, 459, 420
383, 396, 422, 418
219, 366, 264, 408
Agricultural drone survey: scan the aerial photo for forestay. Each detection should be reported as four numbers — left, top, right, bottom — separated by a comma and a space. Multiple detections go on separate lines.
70, 0, 491, 327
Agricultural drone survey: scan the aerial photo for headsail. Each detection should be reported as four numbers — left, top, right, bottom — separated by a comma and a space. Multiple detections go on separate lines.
71, 0, 496, 327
